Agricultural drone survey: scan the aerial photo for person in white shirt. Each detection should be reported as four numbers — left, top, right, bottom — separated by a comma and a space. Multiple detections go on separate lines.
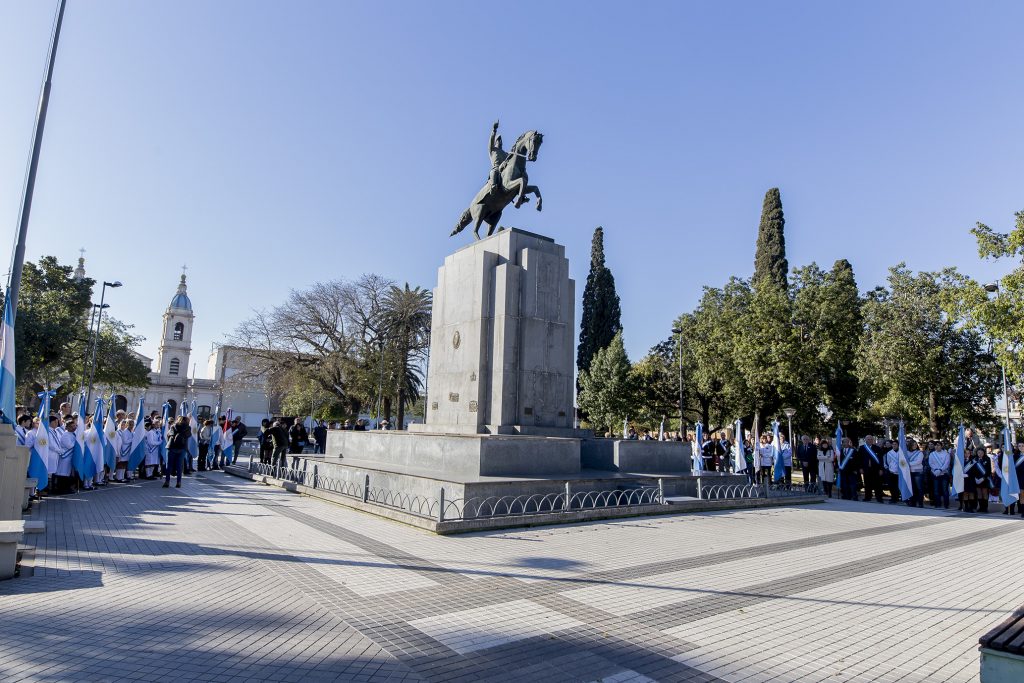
817, 437, 836, 498
905, 438, 925, 508
143, 420, 162, 479
758, 434, 773, 485
115, 419, 134, 482
928, 442, 951, 509
53, 415, 79, 493
780, 436, 793, 486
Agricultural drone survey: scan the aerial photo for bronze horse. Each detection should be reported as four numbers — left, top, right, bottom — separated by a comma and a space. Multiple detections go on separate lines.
451, 129, 543, 240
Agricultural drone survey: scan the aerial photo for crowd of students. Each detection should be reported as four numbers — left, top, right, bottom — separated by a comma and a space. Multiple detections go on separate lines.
14, 400, 251, 494
699, 427, 1024, 515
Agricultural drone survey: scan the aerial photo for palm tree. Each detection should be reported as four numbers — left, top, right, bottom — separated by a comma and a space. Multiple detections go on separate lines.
380, 284, 432, 429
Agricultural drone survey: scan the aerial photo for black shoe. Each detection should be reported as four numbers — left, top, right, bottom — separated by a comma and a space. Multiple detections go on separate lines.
175, 483, 181, 488
162, 482, 169, 488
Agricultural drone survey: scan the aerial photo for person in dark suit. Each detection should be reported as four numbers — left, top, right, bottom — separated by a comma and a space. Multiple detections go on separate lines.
858, 435, 885, 502
796, 435, 818, 490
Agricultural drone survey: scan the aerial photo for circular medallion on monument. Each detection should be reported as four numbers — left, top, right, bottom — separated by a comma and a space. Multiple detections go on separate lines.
452, 330, 461, 349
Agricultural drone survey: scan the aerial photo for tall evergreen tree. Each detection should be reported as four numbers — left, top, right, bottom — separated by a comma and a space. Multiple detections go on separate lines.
577, 226, 622, 383
753, 188, 789, 291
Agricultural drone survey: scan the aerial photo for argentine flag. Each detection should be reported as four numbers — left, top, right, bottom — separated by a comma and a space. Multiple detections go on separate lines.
127, 398, 148, 469
772, 420, 785, 482
221, 408, 235, 464
693, 422, 704, 474
158, 403, 170, 465
33, 391, 56, 476
951, 424, 966, 495
733, 419, 747, 473
103, 396, 120, 470
896, 421, 914, 501
21, 417, 48, 491
187, 401, 199, 461
84, 398, 106, 480
1001, 427, 1020, 507
0, 291, 16, 424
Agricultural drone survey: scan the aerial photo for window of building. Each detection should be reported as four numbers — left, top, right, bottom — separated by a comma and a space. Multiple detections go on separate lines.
198, 405, 212, 419
173, 322, 184, 341
169, 358, 180, 376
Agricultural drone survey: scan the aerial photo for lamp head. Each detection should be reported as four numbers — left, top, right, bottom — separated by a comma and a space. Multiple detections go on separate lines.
984, 283, 999, 293
782, 407, 797, 418
671, 327, 682, 335
104, 280, 123, 288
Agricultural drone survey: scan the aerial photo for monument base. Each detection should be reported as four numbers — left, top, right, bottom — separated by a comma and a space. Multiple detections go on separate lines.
327, 430, 580, 477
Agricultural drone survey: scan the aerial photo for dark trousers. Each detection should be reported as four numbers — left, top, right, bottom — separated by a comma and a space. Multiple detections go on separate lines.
840, 470, 859, 500
273, 446, 288, 469
784, 466, 792, 486
198, 443, 209, 471
887, 471, 901, 502
260, 444, 273, 464
909, 472, 924, 506
314, 442, 324, 455
165, 449, 184, 486
801, 464, 818, 489
212, 445, 222, 469
932, 474, 950, 507
862, 468, 885, 502
232, 441, 243, 464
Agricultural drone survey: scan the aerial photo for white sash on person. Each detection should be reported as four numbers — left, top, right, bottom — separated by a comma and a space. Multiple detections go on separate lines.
839, 448, 854, 470
864, 444, 879, 465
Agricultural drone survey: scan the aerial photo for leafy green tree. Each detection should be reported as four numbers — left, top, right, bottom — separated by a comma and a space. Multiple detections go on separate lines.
857, 264, 999, 437
380, 283, 432, 428
628, 350, 676, 431
791, 259, 863, 420
577, 227, 622, 388
753, 188, 789, 292
578, 331, 631, 435
9, 256, 149, 402
966, 210, 1024, 384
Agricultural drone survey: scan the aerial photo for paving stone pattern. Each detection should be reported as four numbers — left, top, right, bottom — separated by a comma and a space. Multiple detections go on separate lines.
2, 470, 1023, 682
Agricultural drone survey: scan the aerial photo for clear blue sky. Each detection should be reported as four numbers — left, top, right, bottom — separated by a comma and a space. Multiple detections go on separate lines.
2, 1, 1022, 378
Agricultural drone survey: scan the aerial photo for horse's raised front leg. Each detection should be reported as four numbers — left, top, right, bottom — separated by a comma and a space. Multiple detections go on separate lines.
524, 185, 542, 211
505, 177, 528, 209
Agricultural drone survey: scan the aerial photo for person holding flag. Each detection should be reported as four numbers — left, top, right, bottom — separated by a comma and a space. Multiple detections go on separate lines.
732, 419, 749, 478
18, 413, 48, 496
143, 416, 162, 479
838, 437, 860, 500
219, 408, 236, 469
1000, 427, 1020, 515
126, 398, 148, 473
186, 401, 199, 474
54, 413, 84, 494
83, 398, 106, 490
885, 438, 902, 504
817, 437, 836, 498
691, 422, 704, 475
770, 421, 787, 485
951, 425, 967, 511
115, 415, 133, 482
102, 396, 120, 485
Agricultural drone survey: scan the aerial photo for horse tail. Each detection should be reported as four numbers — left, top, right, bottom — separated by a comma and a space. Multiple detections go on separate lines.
450, 208, 472, 236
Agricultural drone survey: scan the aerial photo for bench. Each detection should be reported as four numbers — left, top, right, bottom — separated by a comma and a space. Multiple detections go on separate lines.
980, 605, 1024, 682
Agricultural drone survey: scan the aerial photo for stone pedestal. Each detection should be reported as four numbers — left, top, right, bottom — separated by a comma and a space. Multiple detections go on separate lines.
412, 228, 575, 436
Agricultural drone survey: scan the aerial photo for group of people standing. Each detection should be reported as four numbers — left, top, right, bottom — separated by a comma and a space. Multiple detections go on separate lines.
14, 400, 249, 493
710, 427, 1024, 515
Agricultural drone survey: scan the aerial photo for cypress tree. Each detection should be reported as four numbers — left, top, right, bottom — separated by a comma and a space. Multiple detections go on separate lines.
577, 227, 622, 385
753, 188, 789, 291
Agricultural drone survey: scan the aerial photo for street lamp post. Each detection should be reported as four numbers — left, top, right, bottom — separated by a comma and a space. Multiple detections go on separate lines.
672, 326, 683, 436
782, 406, 796, 447
85, 280, 122, 406
985, 283, 1013, 434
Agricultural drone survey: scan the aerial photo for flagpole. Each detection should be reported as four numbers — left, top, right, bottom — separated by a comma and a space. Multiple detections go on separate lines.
7, 0, 68, 315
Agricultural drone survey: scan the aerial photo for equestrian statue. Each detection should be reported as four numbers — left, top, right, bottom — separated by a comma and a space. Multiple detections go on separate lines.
451, 120, 544, 240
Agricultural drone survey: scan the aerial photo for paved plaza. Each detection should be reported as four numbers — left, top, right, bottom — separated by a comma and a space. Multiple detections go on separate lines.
2, 472, 1023, 682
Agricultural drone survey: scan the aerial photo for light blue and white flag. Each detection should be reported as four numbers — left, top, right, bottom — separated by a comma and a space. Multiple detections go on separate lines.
658, 417, 665, 442
86, 398, 107, 479
835, 420, 846, 489
210, 403, 221, 450
76, 391, 87, 418
0, 291, 16, 424
102, 396, 120, 471
1001, 427, 1019, 507
693, 422, 704, 474
158, 402, 170, 465
187, 400, 199, 460
127, 397, 148, 469
951, 424, 966, 495
896, 421, 913, 501
772, 420, 785, 482
34, 391, 57, 477
623, 417, 629, 440
733, 419, 747, 473
21, 412, 48, 490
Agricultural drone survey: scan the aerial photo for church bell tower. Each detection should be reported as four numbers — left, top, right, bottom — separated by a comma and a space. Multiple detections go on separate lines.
155, 272, 194, 383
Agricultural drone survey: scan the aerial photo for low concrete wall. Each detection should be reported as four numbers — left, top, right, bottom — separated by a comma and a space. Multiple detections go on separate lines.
581, 438, 693, 474
326, 430, 581, 476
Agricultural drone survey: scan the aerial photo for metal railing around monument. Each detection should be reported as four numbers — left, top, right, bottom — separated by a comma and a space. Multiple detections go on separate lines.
698, 479, 823, 500
247, 459, 666, 522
